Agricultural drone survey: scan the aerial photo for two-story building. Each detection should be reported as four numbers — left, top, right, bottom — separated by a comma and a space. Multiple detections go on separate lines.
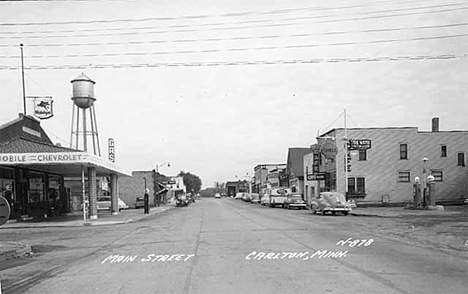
309, 118, 467, 205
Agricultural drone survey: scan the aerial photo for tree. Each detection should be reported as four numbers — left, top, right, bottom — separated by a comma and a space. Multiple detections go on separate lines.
178, 171, 202, 193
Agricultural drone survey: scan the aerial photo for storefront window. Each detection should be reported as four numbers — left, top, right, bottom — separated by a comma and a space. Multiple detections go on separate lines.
29, 173, 45, 203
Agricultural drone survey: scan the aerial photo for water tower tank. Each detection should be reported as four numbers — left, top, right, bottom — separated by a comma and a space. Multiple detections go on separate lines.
71, 73, 96, 109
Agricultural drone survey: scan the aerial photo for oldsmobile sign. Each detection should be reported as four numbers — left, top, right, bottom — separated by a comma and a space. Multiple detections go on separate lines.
0, 153, 84, 164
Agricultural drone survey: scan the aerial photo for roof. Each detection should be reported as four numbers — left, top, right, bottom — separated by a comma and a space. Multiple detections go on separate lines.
286, 147, 312, 178
71, 72, 95, 83
0, 137, 80, 153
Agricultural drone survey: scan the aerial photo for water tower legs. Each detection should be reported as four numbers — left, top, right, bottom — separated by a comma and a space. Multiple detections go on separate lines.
70, 104, 101, 156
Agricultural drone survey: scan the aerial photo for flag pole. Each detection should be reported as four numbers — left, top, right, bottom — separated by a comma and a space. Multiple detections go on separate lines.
20, 44, 26, 115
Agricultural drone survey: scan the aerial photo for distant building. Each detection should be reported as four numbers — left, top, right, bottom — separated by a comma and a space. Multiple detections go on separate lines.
309, 118, 467, 205
254, 164, 286, 193
286, 147, 312, 195
119, 171, 171, 207
226, 180, 248, 197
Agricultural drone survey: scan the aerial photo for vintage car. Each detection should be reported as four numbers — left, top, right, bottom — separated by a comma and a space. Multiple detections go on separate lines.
250, 193, 260, 204
97, 196, 129, 211
176, 194, 189, 207
269, 187, 291, 208
260, 194, 270, 206
134, 197, 145, 209
310, 192, 351, 216
283, 194, 306, 210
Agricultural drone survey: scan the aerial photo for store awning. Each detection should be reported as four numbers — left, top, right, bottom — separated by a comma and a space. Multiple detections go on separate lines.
0, 152, 131, 177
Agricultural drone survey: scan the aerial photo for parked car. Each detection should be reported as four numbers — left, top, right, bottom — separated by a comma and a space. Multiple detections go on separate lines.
176, 194, 189, 207
260, 194, 270, 206
283, 194, 306, 210
134, 197, 145, 208
215, 193, 221, 199
97, 196, 129, 211
310, 192, 352, 216
250, 193, 260, 204
235, 193, 244, 200
269, 187, 291, 207
242, 193, 252, 202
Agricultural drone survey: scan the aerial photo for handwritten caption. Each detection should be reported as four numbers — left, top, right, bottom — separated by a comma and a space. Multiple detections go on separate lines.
336, 238, 374, 247
101, 254, 195, 264
245, 238, 374, 261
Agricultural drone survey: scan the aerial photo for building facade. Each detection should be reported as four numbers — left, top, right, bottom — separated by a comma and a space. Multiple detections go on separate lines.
0, 114, 130, 220
312, 118, 467, 205
286, 148, 311, 196
254, 164, 286, 194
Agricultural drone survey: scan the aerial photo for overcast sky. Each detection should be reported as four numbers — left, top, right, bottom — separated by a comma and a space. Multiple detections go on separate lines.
0, 0, 467, 188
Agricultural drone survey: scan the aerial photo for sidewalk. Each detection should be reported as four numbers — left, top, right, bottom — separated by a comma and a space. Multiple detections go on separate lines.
350, 205, 467, 217
0, 205, 175, 260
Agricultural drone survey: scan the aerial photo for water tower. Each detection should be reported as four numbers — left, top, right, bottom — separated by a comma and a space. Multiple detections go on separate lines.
70, 73, 101, 156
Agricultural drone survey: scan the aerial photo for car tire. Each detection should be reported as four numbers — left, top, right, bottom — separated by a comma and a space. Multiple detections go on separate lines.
343, 212, 349, 216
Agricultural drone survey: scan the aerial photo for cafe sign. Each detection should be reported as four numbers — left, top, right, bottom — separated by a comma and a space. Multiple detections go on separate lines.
307, 173, 326, 181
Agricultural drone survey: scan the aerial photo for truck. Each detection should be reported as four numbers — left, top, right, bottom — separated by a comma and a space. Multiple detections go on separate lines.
310, 192, 352, 216
268, 187, 291, 208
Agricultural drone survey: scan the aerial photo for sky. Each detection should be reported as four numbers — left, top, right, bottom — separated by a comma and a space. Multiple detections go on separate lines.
0, 0, 467, 188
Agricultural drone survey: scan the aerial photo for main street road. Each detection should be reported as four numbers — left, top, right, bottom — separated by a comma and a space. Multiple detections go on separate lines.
1, 198, 467, 294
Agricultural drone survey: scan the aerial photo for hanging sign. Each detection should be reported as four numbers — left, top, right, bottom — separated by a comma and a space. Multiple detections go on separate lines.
320, 141, 338, 159
31, 96, 54, 120
348, 139, 371, 150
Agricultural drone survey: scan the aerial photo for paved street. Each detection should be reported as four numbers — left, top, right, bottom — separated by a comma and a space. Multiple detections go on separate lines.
1, 198, 467, 294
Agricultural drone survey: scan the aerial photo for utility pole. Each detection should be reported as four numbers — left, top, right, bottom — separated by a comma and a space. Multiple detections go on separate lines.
20, 44, 26, 114
344, 108, 349, 200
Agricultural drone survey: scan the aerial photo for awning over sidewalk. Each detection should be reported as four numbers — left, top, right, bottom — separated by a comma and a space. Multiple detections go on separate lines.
0, 151, 131, 177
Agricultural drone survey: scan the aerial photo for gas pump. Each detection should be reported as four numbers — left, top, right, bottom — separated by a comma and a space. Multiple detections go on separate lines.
426, 175, 436, 207
413, 177, 422, 209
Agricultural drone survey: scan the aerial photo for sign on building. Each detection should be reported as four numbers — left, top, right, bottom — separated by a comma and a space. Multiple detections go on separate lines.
108, 138, 115, 163
307, 173, 326, 181
348, 139, 371, 150
320, 141, 338, 159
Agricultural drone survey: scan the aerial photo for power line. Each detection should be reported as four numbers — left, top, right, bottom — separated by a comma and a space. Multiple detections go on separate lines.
0, 1, 461, 35
0, 53, 465, 71
1, 22, 466, 48
3, 33, 467, 59
2, 4, 466, 40
0, 0, 435, 26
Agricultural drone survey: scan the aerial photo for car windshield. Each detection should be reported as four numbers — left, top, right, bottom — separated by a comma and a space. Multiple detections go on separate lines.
290, 196, 302, 200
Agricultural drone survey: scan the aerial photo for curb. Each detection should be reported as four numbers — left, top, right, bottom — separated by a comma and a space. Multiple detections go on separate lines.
0, 206, 176, 229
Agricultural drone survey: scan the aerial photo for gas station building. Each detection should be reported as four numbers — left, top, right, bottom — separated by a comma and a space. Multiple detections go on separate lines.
0, 114, 130, 220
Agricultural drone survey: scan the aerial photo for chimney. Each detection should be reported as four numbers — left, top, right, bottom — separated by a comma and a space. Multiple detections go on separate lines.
432, 117, 439, 132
